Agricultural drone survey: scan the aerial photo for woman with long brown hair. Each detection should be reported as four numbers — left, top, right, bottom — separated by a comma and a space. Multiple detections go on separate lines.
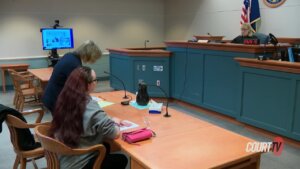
50, 66, 128, 169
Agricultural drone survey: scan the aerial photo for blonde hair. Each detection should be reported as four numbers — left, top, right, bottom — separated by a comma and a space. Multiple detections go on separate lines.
241, 23, 253, 37
74, 40, 102, 63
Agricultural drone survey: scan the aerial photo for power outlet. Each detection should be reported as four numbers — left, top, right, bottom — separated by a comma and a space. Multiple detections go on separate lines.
156, 80, 160, 86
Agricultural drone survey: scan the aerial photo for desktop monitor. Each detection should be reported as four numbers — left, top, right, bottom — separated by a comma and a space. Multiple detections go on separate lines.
41, 28, 74, 50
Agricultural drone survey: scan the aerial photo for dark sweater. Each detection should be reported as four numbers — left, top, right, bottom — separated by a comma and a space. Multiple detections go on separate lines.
0, 104, 41, 150
42, 52, 82, 112
231, 35, 259, 44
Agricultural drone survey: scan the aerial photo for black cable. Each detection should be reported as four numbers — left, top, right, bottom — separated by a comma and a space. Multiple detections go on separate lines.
178, 42, 190, 100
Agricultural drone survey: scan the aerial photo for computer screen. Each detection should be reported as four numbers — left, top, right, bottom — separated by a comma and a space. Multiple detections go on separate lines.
41, 28, 74, 50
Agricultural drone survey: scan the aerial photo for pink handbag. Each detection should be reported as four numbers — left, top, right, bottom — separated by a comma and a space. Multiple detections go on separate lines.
122, 128, 155, 144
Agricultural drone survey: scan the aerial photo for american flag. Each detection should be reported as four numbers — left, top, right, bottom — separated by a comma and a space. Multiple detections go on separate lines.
241, 0, 250, 24
240, 0, 261, 32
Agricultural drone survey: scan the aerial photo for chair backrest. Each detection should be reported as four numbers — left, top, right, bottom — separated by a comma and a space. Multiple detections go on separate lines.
5, 114, 35, 152
7, 69, 20, 92
7, 70, 29, 92
35, 125, 106, 169
254, 32, 269, 44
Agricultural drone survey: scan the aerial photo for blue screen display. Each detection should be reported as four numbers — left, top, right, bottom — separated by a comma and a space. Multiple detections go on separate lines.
41, 28, 74, 50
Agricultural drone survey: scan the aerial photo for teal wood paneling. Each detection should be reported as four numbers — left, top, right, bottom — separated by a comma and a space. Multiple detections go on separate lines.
133, 58, 169, 97
202, 53, 240, 117
109, 54, 134, 92
109, 53, 170, 97
178, 51, 203, 106
239, 67, 300, 141
169, 49, 187, 99
241, 71, 291, 131
291, 80, 300, 138
169, 47, 257, 118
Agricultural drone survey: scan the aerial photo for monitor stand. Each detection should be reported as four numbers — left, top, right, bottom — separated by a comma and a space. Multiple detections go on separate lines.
48, 49, 60, 67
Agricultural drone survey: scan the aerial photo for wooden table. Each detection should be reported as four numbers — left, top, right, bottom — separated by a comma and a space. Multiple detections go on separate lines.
28, 67, 53, 89
92, 91, 262, 169
0, 64, 29, 93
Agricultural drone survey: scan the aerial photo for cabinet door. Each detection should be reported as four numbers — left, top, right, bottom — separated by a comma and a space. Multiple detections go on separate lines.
171, 50, 203, 106
134, 59, 169, 97
170, 51, 187, 99
110, 54, 134, 92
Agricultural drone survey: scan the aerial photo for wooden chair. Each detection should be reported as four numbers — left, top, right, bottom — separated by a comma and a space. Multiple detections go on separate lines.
35, 125, 106, 169
7, 69, 32, 106
5, 108, 50, 169
8, 69, 42, 112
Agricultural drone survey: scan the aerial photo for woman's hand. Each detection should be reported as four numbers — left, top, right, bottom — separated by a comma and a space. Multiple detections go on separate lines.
112, 117, 132, 127
120, 120, 132, 127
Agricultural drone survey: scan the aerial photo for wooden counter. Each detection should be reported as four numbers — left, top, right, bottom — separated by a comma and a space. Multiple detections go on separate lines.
235, 58, 300, 141
107, 47, 171, 57
235, 58, 300, 74
92, 91, 261, 169
165, 41, 290, 53
278, 37, 300, 45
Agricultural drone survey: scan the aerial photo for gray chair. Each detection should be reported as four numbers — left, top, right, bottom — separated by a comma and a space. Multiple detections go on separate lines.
254, 32, 269, 44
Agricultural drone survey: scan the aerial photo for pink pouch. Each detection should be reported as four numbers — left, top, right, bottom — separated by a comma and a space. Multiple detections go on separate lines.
122, 128, 155, 144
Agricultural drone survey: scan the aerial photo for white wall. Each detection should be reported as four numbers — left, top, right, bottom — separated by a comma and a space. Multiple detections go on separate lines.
0, 0, 165, 58
165, 0, 300, 40
1, 0, 300, 59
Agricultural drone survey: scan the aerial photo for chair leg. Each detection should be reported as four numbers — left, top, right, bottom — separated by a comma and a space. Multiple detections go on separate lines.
16, 94, 21, 111
19, 96, 24, 112
13, 155, 20, 169
20, 158, 26, 169
32, 159, 38, 169
13, 93, 17, 105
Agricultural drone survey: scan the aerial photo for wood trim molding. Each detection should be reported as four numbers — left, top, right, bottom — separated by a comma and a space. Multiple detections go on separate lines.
235, 57, 300, 74
193, 35, 224, 41
277, 38, 300, 45
107, 47, 171, 57
165, 41, 290, 53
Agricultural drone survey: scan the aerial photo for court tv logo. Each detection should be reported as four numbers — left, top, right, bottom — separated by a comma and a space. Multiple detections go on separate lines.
246, 137, 284, 156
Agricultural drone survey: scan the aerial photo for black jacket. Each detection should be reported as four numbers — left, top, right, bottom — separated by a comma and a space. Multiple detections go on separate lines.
0, 104, 41, 150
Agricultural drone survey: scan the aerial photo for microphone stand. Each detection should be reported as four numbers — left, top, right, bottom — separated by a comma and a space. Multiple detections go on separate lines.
104, 71, 130, 105
147, 84, 171, 118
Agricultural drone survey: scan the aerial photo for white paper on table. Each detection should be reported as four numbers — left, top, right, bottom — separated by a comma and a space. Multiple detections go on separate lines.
91, 96, 103, 102
120, 120, 139, 131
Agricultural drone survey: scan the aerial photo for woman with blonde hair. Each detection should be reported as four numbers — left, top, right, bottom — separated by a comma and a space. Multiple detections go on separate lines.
43, 40, 102, 112
231, 23, 259, 44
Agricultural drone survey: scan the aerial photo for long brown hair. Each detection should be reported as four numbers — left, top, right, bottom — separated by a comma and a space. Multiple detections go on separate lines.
50, 66, 93, 147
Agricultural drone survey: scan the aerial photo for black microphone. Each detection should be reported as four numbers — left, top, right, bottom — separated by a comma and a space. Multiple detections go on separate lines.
146, 84, 171, 118
104, 71, 130, 105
